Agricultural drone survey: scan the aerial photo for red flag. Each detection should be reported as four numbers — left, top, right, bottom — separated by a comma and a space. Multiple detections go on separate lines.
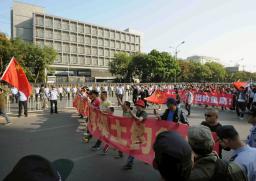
144, 89, 176, 104
1, 57, 32, 97
233, 81, 248, 91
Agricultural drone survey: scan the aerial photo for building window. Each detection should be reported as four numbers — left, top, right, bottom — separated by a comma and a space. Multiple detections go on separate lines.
54, 18, 61, 29
110, 50, 115, 57
104, 49, 110, 57
70, 22, 77, 32
110, 40, 115, 49
54, 42, 61, 52
62, 21, 69, 31
85, 36, 91, 45
63, 43, 70, 53
63, 54, 69, 64
110, 31, 115, 39
104, 59, 109, 66
115, 32, 120, 40
91, 37, 97, 46
98, 48, 104, 56
78, 35, 84, 44
98, 58, 104, 66
62, 32, 69, 41
85, 25, 91, 34
85, 56, 91, 65
104, 30, 110, 38
92, 27, 97, 36
45, 29, 53, 39
36, 40, 44, 47
98, 38, 103, 46
54, 30, 61, 40
54, 54, 62, 64
36, 28, 44, 38
36, 15, 44, 26
126, 34, 130, 42
45, 17, 53, 28
115, 41, 121, 49
121, 42, 125, 50
131, 44, 135, 51
135, 44, 140, 51
78, 56, 84, 65
92, 47, 97, 56
70, 33, 77, 42
78, 45, 84, 54
70, 44, 77, 54
85, 46, 91, 55
135, 36, 140, 44
121, 33, 125, 41
131, 36, 135, 43
92, 57, 97, 65
78, 24, 84, 34
70, 55, 78, 64
98, 28, 103, 37
104, 39, 109, 47
125, 44, 130, 51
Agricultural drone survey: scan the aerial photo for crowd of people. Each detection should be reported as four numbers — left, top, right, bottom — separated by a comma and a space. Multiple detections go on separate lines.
1, 82, 256, 180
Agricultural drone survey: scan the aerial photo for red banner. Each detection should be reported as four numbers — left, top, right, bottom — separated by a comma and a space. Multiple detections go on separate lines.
73, 97, 221, 164
73, 95, 89, 116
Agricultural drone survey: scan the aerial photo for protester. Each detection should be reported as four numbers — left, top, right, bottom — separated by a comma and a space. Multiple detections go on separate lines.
217, 125, 256, 181
49, 86, 58, 114
236, 87, 247, 120
123, 99, 147, 170
247, 110, 256, 148
154, 97, 188, 124
201, 108, 223, 157
0, 88, 12, 125
185, 88, 194, 116
188, 125, 247, 181
18, 91, 28, 117
153, 131, 193, 181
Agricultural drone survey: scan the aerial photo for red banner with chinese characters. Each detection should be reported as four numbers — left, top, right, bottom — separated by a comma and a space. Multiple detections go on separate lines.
87, 107, 189, 164
192, 92, 233, 108
73, 96, 221, 164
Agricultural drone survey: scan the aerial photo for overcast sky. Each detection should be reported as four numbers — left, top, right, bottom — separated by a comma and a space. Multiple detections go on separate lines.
1, 0, 256, 71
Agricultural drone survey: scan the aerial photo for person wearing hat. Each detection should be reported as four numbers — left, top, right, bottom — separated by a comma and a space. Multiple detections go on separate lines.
153, 131, 193, 181
247, 110, 256, 148
217, 125, 256, 181
3, 155, 73, 181
123, 99, 148, 170
189, 125, 247, 181
154, 97, 188, 124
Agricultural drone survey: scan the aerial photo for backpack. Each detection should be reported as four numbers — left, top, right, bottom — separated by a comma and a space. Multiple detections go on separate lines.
210, 159, 247, 181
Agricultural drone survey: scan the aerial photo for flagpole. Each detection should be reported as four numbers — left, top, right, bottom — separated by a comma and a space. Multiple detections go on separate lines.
0, 57, 14, 80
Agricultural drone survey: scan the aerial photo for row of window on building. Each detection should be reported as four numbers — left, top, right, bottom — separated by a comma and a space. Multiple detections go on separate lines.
54, 54, 111, 67
35, 39, 139, 53
35, 15, 140, 43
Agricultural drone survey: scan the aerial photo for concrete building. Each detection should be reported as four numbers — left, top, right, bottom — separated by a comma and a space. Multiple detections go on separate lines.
186, 55, 221, 64
225, 65, 243, 73
11, 1, 141, 82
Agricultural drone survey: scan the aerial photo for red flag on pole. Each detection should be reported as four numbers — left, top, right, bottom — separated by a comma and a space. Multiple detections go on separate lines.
1, 57, 32, 97
144, 89, 176, 104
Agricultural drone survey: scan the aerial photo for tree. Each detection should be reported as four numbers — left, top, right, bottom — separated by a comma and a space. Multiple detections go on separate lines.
109, 52, 132, 82
205, 62, 227, 82
0, 33, 57, 83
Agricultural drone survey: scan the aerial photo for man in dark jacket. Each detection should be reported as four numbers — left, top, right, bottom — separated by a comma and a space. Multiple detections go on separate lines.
188, 125, 247, 181
154, 97, 188, 124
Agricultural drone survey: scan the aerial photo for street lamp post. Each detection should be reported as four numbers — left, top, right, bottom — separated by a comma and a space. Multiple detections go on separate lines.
170, 41, 185, 83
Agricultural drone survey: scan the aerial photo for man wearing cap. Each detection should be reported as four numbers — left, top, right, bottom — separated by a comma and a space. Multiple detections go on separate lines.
123, 99, 147, 170
188, 125, 247, 181
154, 97, 188, 124
153, 131, 193, 181
247, 110, 256, 148
217, 125, 256, 181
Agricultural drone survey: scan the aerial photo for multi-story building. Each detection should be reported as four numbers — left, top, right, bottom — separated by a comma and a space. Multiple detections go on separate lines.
11, 1, 141, 82
186, 55, 221, 65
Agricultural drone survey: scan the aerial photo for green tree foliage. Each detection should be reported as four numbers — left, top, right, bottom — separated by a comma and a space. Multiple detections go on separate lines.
0, 33, 57, 83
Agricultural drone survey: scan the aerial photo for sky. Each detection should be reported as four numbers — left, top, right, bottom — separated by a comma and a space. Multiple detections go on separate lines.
1, 0, 256, 72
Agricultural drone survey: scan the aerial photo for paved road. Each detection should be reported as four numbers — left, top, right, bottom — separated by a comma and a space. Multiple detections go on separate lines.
0, 101, 252, 180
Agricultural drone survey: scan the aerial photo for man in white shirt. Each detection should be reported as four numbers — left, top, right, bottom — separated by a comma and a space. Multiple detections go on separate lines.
116, 84, 124, 105
65, 86, 71, 100
11, 87, 18, 103
35, 85, 40, 102
49, 86, 58, 114
18, 91, 28, 117
58, 85, 63, 101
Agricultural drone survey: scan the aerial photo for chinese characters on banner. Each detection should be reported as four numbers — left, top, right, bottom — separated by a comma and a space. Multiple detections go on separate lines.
73, 96, 221, 165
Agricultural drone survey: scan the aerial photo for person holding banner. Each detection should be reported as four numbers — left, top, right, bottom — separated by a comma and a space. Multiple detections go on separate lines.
123, 99, 147, 170
154, 97, 188, 125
